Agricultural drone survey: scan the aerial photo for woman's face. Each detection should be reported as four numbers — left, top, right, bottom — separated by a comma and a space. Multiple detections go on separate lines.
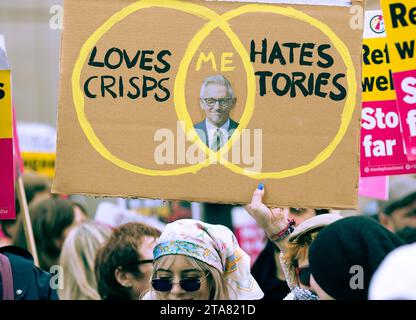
153, 255, 211, 300
114, 236, 158, 300
130, 236, 158, 299
288, 208, 317, 226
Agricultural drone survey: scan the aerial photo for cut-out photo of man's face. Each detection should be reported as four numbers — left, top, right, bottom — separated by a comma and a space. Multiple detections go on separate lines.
194, 75, 239, 151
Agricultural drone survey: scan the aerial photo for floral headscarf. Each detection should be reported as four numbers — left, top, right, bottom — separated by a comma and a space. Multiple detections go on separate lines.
153, 219, 264, 300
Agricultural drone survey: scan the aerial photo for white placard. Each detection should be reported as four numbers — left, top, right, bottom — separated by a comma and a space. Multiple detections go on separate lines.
364, 10, 386, 39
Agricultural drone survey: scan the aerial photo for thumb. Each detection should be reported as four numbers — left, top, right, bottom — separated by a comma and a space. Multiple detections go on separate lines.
251, 183, 265, 207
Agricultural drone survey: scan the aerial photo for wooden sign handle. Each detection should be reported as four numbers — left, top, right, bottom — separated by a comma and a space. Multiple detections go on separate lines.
16, 174, 40, 267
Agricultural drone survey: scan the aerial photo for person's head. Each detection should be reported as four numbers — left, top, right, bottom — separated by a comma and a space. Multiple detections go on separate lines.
22, 172, 51, 205
94, 223, 161, 300
378, 176, 416, 232
150, 219, 263, 300
200, 75, 236, 127
308, 216, 405, 300
59, 221, 111, 300
282, 213, 343, 292
152, 255, 228, 300
379, 192, 416, 232
12, 197, 88, 270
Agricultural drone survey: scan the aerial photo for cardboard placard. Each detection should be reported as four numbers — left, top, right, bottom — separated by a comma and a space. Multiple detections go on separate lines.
53, 0, 364, 209
381, 0, 416, 161
0, 48, 15, 220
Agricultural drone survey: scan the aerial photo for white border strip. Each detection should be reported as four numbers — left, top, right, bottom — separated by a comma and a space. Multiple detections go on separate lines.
206, 0, 352, 7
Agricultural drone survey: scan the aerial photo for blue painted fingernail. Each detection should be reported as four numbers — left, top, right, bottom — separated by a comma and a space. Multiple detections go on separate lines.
258, 183, 264, 190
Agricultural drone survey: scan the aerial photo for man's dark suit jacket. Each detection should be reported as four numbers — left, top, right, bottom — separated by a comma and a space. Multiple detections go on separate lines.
193, 118, 239, 148
0, 246, 59, 300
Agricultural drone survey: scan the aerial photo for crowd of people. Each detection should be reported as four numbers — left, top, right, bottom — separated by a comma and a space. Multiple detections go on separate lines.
0, 172, 415, 300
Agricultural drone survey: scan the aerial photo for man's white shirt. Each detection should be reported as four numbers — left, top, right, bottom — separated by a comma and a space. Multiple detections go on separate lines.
205, 118, 230, 149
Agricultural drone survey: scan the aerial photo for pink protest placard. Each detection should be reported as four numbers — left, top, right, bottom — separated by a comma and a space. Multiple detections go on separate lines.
360, 100, 416, 177
393, 70, 416, 162
0, 138, 15, 220
0, 47, 15, 220
358, 176, 388, 200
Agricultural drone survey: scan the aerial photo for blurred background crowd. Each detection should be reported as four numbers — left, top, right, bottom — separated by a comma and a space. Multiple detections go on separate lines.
0, 0, 415, 301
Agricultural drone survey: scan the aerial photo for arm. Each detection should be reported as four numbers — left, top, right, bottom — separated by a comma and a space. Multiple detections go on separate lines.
244, 184, 293, 254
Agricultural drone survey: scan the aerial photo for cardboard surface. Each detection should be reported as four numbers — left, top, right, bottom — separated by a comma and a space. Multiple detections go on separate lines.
53, 0, 364, 209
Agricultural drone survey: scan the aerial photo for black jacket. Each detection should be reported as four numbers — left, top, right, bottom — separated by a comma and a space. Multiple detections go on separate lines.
0, 246, 59, 300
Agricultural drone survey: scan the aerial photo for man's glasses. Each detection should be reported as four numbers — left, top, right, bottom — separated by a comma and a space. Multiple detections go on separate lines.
294, 265, 312, 287
152, 273, 209, 292
201, 97, 234, 108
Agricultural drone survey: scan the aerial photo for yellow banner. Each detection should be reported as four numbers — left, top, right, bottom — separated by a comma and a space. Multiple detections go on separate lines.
381, 0, 416, 72
0, 69, 12, 139
362, 37, 396, 101
22, 152, 56, 179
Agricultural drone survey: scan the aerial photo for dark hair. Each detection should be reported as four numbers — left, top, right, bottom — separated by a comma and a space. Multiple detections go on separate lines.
94, 223, 161, 300
314, 209, 330, 215
22, 172, 51, 204
1, 173, 50, 239
396, 227, 416, 244
385, 192, 416, 216
12, 197, 80, 270
288, 208, 329, 215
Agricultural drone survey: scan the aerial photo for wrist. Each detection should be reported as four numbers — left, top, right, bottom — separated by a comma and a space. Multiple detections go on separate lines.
268, 219, 296, 242
265, 220, 291, 238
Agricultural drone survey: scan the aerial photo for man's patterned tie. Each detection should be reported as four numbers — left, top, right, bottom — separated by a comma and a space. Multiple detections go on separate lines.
211, 128, 225, 151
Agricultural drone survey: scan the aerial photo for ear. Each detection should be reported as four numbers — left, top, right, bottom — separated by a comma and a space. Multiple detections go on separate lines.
115, 267, 133, 288
378, 212, 395, 232
200, 98, 205, 110
231, 97, 237, 109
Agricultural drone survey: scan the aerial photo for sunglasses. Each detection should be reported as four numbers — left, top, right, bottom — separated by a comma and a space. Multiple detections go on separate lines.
152, 273, 209, 292
295, 265, 311, 287
137, 259, 153, 265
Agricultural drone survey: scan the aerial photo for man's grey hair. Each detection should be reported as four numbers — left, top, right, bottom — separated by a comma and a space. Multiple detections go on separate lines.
200, 75, 235, 99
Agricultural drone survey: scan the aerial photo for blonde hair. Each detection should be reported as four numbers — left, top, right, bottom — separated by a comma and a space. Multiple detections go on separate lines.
280, 230, 320, 289
283, 230, 320, 266
59, 221, 111, 300
149, 255, 232, 300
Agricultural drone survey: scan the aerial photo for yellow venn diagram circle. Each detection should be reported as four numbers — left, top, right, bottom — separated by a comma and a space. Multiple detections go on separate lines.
72, 0, 357, 179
